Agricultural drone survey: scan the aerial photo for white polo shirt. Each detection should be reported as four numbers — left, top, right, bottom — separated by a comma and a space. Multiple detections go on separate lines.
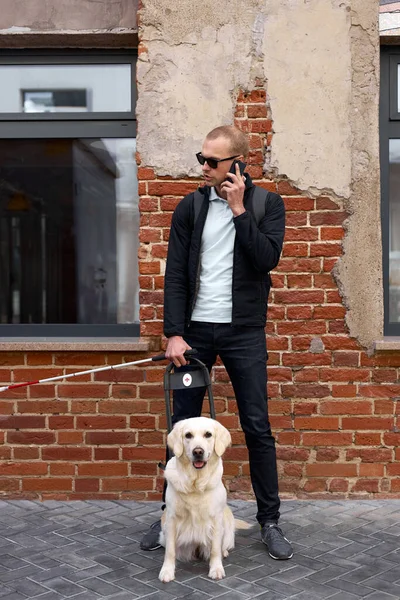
191, 187, 235, 323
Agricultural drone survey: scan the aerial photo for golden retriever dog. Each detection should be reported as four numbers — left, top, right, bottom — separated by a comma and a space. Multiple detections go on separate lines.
158, 416, 251, 583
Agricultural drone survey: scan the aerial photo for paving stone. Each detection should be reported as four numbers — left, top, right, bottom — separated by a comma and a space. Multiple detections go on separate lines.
0, 500, 400, 599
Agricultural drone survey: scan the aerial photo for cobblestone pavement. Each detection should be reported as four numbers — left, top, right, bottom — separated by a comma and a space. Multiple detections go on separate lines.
0, 499, 399, 599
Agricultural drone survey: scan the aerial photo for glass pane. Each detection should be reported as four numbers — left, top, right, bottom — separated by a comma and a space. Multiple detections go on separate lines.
389, 139, 400, 323
0, 138, 139, 325
0, 65, 131, 113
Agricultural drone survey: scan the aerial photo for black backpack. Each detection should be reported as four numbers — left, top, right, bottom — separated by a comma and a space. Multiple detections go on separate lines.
192, 185, 271, 226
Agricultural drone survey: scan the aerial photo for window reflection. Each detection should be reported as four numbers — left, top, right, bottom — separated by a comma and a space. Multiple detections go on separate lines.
0, 138, 139, 325
389, 139, 400, 322
0, 65, 131, 113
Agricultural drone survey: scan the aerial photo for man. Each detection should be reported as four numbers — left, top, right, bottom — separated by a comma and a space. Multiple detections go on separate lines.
140, 125, 293, 560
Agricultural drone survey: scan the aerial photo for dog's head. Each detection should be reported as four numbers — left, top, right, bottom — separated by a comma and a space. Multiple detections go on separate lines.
167, 417, 231, 469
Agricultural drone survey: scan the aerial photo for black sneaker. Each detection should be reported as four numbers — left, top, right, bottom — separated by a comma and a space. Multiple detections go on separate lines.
140, 519, 162, 551
261, 523, 293, 560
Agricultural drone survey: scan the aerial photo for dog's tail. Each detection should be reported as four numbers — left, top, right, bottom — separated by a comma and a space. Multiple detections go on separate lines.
234, 518, 253, 530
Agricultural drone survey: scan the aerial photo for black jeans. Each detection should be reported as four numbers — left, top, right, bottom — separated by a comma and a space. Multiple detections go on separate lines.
163, 321, 280, 525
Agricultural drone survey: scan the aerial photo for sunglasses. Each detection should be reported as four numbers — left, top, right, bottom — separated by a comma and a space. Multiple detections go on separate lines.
196, 152, 239, 170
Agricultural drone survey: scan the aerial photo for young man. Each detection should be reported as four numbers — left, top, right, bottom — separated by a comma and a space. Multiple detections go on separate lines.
140, 125, 293, 560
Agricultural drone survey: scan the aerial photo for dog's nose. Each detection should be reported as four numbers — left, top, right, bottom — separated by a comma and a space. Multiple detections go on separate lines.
192, 447, 204, 460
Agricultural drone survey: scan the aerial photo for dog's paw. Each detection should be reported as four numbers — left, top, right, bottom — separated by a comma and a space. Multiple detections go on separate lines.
208, 565, 225, 580
223, 549, 229, 558
159, 566, 175, 583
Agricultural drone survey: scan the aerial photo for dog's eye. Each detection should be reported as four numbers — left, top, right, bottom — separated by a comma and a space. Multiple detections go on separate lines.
185, 432, 193, 439
204, 432, 212, 438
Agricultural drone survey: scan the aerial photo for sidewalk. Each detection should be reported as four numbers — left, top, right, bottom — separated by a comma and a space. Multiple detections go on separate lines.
0, 499, 399, 600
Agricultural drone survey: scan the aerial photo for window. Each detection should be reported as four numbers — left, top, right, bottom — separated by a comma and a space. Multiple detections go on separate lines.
0, 51, 138, 337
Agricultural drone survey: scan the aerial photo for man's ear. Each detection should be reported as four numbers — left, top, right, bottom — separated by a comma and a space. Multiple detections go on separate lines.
214, 421, 232, 457
167, 421, 184, 458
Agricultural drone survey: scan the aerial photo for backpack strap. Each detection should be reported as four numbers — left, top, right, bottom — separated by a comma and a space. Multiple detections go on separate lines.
250, 186, 270, 225
193, 189, 203, 227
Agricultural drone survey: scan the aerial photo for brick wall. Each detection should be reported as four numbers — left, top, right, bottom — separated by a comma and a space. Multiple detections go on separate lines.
0, 83, 399, 500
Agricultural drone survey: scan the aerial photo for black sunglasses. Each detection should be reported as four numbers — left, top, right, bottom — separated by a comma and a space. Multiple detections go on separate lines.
196, 152, 239, 170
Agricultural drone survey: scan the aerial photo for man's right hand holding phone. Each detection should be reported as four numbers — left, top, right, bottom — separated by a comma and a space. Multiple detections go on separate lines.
221, 160, 247, 217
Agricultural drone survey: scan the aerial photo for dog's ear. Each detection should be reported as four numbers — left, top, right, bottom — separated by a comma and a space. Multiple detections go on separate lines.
214, 421, 232, 457
167, 421, 184, 458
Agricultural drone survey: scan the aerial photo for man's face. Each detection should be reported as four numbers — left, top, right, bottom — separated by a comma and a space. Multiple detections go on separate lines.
200, 136, 237, 188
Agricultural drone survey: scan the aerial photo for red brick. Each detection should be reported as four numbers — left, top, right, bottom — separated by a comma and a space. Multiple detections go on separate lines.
58, 432, 83, 445
54, 353, 105, 366
316, 448, 339, 461
58, 384, 109, 399
355, 432, 382, 445
0, 462, 48, 476
285, 228, 318, 242
137, 166, 156, 180
282, 243, 308, 257
320, 227, 344, 240
7, 432, 55, 444
85, 432, 136, 445
313, 306, 346, 320
0, 478, 19, 491
293, 401, 318, 414
342, 417, 394, 431
320, 400, 372, 415
329, 478, 349, 492
310, 243, 342, 257
332, 385, 358, 398
351, 479, 379, 493
42, 448, 91, 461
282, 384, 331, 399
147, 181, 198, 196
13, 447, 39, 460
287, 275, 312, 288
23, 478, 72, 491
286, 213, 308, 226
50, 464, 75, 476
76, 416, 126, 430
139, 229, 161, 243
303, 479, 327, 492
139, 197, 158, 211
0, 353, 24, 366
94, 448, 119, 461
310, 212, 347, 226
102, 477, 154, 492
47, 417, 73, 431
302, 432, 353, 446
274, 290, 324, 304
306, 464, 357, 477
130, 416, 156, 429
346, 448, 393, 462
278, 258, 321, 273
75, 479, 100, 492
247, 104, 268, 118
295, 417, 339, 430
284, 197, 315, 211
277, 181, 300, 195
0, 415, 46, 429
78, 463, 128, 476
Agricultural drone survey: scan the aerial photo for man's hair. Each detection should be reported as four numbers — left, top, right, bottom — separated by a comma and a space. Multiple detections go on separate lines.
206, 125, 249, 159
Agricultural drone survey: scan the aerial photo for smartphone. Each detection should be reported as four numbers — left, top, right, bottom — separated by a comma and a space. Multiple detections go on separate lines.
226, 159, 247, 181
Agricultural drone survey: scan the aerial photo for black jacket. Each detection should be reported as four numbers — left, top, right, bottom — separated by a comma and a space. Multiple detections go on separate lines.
164, 174, 285, 337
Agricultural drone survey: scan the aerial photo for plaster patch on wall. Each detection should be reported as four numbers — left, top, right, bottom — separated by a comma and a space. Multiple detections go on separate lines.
263, 0, 352, 198
335, 0, 382, 350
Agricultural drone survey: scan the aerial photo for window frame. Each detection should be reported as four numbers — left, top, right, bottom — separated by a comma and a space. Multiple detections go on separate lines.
0, 50, 139, 337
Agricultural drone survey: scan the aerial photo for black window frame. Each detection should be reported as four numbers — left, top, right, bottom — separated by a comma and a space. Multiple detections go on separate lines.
0, 50, 139, 337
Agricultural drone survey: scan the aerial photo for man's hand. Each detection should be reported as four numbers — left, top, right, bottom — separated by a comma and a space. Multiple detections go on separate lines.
220, 162, 246, 217
165, 336, 192, 367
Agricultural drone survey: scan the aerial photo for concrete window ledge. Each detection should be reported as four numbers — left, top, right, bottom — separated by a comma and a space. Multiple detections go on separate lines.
0, 337, 155, 352
374, 337, 400, 351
